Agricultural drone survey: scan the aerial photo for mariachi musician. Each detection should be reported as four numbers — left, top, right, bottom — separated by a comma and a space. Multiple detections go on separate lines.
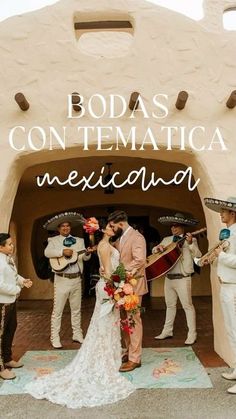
203, 197, 236, 394
152, 212, 202, 345
44, 212, 92, 349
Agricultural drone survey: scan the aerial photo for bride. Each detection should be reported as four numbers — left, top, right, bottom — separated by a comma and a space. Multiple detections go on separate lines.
25, 221, 135, 409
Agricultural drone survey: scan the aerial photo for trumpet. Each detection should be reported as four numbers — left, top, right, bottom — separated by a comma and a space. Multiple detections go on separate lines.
194, 240, 230, 267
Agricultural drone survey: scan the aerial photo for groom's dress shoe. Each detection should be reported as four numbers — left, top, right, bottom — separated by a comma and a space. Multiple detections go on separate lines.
222, 371, 236, 380
119, 361, 141, 372
154, 332, 173, 340
5, 360, 24, 369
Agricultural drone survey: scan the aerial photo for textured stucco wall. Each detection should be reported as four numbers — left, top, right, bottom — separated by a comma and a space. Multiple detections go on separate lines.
0, 0, 236, 365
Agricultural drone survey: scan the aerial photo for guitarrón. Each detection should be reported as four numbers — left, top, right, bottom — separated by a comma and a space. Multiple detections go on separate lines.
146, 228, 206, 281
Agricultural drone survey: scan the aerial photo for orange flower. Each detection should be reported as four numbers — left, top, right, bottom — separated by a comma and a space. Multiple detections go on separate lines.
124, 294, 139, 311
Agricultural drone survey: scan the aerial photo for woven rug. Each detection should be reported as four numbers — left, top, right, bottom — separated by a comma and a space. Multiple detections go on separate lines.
0, 347, 212, 395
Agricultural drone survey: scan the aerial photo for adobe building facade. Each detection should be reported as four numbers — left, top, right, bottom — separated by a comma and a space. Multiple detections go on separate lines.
0, 0, 236, 365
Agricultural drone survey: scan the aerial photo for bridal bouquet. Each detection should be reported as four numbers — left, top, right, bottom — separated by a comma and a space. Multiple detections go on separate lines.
83, 217, 100, 245
83, 217, 99, 234
103, 263, 143, 334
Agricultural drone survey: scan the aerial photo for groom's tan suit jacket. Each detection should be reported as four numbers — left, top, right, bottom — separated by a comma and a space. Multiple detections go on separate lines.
118, 227, 148, 296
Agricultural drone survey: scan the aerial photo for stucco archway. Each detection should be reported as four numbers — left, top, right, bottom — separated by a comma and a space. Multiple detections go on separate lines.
7, 146, 230, 366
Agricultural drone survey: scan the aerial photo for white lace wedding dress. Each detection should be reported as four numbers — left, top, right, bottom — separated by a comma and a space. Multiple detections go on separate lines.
25, 247, 135, 409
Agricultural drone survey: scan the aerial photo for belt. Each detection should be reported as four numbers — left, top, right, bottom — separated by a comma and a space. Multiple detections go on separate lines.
219, 278, 236, 285
56, 272, 81, 279
166, 273, 191, 280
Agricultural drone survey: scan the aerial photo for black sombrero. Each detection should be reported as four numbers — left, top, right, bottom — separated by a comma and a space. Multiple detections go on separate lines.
204, 197, 236, 213
158, 212, 199, 226
43, 212, 85, 231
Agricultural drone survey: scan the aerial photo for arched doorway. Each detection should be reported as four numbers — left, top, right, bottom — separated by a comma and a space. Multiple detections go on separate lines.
3, 148, 232, 366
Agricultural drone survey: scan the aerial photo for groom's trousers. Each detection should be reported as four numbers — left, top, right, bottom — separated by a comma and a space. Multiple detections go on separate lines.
122, 296, 143, 364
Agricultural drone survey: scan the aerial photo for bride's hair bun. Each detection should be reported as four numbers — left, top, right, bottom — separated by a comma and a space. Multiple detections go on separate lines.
94, 218, 108, 243
98, 218, 107, 231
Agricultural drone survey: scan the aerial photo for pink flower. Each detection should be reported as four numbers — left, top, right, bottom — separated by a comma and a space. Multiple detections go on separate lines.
126, 272, 133, 280
90, 217, 98, 223
123, 283, 133, 295
117, 298, 125, 306
114, 288, 122, 294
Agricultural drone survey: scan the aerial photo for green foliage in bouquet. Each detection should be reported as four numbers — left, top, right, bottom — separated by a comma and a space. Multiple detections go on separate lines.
111, 263, 126, 282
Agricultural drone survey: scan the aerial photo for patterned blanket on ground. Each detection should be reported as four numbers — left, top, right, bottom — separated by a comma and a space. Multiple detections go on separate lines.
0, 347, 212, 395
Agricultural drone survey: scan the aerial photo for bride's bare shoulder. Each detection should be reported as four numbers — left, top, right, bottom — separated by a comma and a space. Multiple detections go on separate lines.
97, 241, 111, 253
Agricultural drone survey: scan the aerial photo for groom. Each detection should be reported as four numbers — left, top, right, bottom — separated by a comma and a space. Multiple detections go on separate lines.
108, 210, 148, 372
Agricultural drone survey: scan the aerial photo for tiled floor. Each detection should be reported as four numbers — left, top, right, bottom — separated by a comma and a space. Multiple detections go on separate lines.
14, 295, 225, 368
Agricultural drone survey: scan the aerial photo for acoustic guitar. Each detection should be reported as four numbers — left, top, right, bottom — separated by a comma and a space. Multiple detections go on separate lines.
50, 247, 96, 272
145, 228, 206, 281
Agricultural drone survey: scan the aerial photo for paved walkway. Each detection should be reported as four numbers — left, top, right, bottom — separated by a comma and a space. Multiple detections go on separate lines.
13, 296, 225, 367
1, 368, 236, 419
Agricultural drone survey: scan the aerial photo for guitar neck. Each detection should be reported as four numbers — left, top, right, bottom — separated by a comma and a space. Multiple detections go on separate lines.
77, 245, 97, 256
178, 227, 207, 244
77, 249, 87, 256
